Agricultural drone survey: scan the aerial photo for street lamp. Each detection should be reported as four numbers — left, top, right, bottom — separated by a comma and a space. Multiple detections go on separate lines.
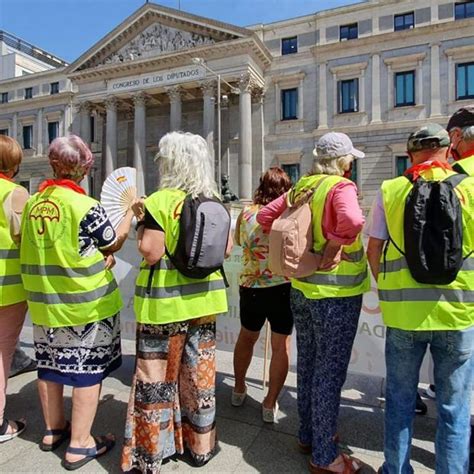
192, 57, 239, 194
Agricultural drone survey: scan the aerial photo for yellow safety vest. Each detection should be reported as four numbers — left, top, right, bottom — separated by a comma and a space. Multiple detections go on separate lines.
20, 185, 122, 327
134, 188, 228, 324
378, 167, 474, 330
453, 154, 474, 177
0, 179, 26, 306
291, 174, 370, 299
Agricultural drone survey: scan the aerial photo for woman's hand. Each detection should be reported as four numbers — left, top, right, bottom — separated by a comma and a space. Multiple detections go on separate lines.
131, 198, 145, 220
104, 253, 116, 270
318, 240, 350, 271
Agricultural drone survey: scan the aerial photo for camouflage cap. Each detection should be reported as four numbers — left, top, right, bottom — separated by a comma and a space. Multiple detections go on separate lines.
407, 123, 450, 152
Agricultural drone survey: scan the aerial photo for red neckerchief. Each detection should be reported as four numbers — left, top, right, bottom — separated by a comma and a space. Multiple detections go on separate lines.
39, 179, 86, 195
404, 160, 452, 181
0, 173, 13, 182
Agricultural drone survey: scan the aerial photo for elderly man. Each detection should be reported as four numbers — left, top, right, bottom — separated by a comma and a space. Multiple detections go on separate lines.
367, 124, 474, 473
447, 105, 474, 175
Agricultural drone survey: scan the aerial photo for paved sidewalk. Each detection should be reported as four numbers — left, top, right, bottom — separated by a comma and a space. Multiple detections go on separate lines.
1, 330, 437, 473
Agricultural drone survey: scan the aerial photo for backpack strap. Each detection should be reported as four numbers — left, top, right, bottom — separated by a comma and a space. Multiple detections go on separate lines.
444, 173, 468, 188
289, 175, 331, 209
220, 265, 230, 289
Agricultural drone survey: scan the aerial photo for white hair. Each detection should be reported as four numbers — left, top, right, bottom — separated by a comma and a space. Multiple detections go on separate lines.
462, 125, 474, 142
311, 154, 354, 176
157, 131, 217, 198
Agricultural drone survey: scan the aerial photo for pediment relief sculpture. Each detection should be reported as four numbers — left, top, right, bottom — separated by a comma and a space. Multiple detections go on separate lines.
103, 23, 215, 65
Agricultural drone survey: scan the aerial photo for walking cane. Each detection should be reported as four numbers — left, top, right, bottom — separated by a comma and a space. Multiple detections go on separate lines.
262, 320, 270, 389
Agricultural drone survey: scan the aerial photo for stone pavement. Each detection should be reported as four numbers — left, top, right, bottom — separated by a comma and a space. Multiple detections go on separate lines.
1, 329, 436, 473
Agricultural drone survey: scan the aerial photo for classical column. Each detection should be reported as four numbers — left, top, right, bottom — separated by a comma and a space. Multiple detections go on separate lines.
166, 86, 182, 131
133, 92, 147, 197
36, 108, 44, 156
64, 104, 73, 135
430, 43, 441, 117
239, 73, 253, 201
371, 53, 382, 123
79, 101, 92, 144
387, 65, 394, 109
201, 80, 216, 175
11, 113, 18, 142
105, 96, 118, 177
318, 62, 328, 129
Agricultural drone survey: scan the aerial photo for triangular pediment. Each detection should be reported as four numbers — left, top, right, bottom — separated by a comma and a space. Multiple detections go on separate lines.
69, 2, 252, 72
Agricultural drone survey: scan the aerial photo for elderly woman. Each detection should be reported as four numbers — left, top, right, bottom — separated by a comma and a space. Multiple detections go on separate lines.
121, 131, 230, 473
20, 135, 133, 470
257, 132, 369, 473
0, 135, 29, 443
232, 167, 292, 423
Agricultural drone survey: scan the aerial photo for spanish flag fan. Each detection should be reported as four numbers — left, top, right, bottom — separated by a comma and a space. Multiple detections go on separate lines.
100, 167, 137, 228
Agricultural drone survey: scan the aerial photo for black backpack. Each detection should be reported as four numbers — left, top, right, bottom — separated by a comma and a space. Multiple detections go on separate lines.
389, 173, 469, 285
167, 194, 230, 280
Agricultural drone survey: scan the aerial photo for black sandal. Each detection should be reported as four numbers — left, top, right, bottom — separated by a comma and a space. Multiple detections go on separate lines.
0, 418, 26, 443
61, 435, 115, 471
39, 420, 71, 451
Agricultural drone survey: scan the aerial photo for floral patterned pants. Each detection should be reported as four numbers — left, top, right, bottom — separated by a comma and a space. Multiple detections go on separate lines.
291, 288, 362, 467
121, 316, 217, 473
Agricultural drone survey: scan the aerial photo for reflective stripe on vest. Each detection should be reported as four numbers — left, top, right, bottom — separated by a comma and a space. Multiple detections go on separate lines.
27, 280, 118, 304
378, 168, 474, 331
20, 186, 122, 327
289, 174, 370, 300
134, 189, 228, 325
0, 179, 26, 306
299, 270, 368, 286
135, 279, 226, 299
21, 261, 106, 278
0, 249, 20, 259
380, 256, 474, 273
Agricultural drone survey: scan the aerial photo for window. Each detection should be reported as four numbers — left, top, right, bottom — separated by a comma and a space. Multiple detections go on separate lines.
456, 62, 474, 100
24, 87, 32, 99
281, 36, 298, 55
90, 115, 95, 143
338, 79, 359, 113
0, 129, 8, 136
282, 164, 300, 184
340, 23, 358, 41
455, 1, 474, 19
395, 71, 415, 107
50, 82, 59, 95
23, 125, 33, 149
19, 180, 30, 192
1, 92, 8, 104
281, 88, 298, 120
396, 156, 410, 176
349, 161, 358, 184
48, 121, 59, 143
394, 12, 414, 31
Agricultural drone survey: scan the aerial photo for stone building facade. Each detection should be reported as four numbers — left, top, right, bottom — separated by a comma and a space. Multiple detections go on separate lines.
1, 0, 474, 209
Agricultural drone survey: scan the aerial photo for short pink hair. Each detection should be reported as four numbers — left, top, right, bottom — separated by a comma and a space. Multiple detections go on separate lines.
48, 135, 94, 179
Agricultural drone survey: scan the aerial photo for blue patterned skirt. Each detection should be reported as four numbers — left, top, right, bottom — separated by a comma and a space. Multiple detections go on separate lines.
33, 314, 122, 387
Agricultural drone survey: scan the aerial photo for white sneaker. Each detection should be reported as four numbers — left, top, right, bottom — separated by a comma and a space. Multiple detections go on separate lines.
425, 384, 436, 399
231, 387, 247, 407
262, 402, 279, 423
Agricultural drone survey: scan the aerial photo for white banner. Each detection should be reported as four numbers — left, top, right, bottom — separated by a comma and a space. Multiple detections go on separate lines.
113, 234, 431, 381
107, 65, 206, 93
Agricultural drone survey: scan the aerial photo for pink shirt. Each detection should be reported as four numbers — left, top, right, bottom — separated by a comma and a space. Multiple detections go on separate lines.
256, 180, 364, 245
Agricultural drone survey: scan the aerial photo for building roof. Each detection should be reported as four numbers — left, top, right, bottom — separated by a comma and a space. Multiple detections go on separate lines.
0, 30, 68, 68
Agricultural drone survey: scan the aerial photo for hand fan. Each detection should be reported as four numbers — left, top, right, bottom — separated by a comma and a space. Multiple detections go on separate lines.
100, 167, 137, 228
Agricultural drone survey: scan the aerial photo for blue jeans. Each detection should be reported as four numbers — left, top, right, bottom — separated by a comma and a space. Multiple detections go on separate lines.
383, 327, 474, 474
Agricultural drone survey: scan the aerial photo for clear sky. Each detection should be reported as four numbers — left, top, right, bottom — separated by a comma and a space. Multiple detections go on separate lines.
0, 0, 361, 63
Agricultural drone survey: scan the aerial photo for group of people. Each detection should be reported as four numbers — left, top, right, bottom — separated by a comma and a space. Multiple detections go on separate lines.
0, 104, 472, 474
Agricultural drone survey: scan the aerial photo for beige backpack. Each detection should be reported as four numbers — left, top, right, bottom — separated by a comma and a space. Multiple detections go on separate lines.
268, 178, 328, 278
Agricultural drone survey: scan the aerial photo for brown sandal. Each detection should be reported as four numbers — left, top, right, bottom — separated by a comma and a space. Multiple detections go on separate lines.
299, 434, 341, 455
309, 454, 362, 474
